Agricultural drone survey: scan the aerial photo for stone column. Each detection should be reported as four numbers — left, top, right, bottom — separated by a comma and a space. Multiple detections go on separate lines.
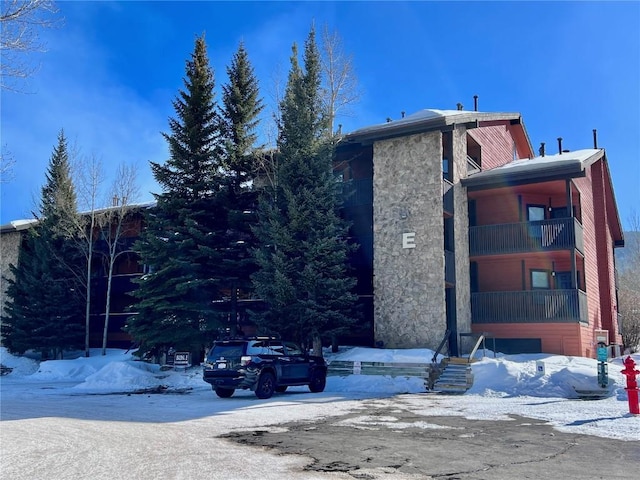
372, 131, 446, 349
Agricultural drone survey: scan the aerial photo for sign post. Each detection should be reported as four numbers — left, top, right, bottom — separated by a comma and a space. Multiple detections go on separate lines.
597, 342, 608, 388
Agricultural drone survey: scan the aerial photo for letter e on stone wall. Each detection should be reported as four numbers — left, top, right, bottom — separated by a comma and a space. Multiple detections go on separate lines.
402, 232, 416, 249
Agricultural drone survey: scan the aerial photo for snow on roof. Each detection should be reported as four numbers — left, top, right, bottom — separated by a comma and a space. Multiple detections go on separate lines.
347, 108, 521, 140
474, 149, 602, 178
0, 218, 38, 233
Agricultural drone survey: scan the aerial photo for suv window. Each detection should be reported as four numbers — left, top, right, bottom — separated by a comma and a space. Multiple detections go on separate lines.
246, 340, 285, 356
284, 342, 303, 355
207, 342, 245, 362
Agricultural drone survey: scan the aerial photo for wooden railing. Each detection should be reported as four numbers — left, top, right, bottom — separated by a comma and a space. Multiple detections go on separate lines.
327, 360, 432, 378
341, 178, 373, 207
471, 289, 588, 323
467, 155, 481, 175
469, 217, 584, 256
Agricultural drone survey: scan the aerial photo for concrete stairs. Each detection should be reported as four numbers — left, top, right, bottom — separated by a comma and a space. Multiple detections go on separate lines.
431, 357, 474, 394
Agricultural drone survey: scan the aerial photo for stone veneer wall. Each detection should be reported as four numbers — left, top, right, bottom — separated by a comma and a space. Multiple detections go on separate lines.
452, 127, 472, 342
372, 131, 446, 349
0, 231, 22, 319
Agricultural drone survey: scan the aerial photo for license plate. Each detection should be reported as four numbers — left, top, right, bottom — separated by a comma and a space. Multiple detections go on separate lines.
216, 362, 227, 369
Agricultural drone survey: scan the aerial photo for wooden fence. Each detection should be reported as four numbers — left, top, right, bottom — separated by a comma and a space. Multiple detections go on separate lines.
327, 360, 433, 378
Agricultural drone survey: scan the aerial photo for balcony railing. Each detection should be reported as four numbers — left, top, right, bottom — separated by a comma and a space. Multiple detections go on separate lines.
442, 179, 453, 215
467, 155, 481, 175
445, 249, 455, 285
341, 178, 373, 207
471, 289, 588, 324
469, 217, 584, 256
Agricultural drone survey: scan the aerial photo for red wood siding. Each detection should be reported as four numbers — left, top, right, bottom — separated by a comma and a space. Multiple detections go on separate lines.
471, 184, 580, 227
590, 160, 622, 344
468, 125, 515, 169
471, 322, 587, 356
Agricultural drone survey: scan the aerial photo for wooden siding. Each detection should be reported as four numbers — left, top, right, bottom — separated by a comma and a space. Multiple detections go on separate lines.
471, 322, 586, 356
591, 159, 622, 344
468, 125, 515, 169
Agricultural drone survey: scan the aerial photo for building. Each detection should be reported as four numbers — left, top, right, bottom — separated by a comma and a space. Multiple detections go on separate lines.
335, 106, 624, 357
1, 105, 626, 358
0, 220, 38, 320
0, 206, 149, 349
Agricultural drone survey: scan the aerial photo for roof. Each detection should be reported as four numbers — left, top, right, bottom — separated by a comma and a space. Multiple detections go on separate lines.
462, 149, 604, 190
344, 109, 529, 147
0, 219, 38, 234
0, 202, 156, 234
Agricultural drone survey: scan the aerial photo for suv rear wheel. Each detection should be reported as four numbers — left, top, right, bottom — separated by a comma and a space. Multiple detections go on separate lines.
214, 387, 235, 398
255, 372, 276, 399
309, 370, 326, 393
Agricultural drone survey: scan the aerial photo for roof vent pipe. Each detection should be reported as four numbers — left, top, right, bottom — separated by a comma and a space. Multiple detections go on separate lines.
593, 129, 598, 149
457, 103, 464, 111
539, 142, 545, 157
473, 95, 478, 111
557, 137, 563, 155
401, 111, 405, 118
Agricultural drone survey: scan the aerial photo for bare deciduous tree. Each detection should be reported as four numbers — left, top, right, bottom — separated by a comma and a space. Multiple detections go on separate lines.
99, 162, 139, 355
320, 24, 362, 136
71, 153, 105, 357
618, 211, 640, 352
1, 144, 15, 183
1, 0, 61, 91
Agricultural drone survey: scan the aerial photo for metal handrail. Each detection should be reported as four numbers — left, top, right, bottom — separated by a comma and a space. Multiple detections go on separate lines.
431, 329, 451, 363
467, 335, 486, 364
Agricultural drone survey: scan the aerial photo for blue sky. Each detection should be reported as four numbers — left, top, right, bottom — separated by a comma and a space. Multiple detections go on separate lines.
1, 1, 638, 229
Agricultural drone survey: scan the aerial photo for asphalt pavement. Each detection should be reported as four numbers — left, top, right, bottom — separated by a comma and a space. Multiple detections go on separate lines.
223, 395, 640, 479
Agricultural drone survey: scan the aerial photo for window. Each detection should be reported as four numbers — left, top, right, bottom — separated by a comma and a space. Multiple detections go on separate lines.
284, 342, 303, 356
527, 205, 546, 240
531, 270, 550, 289
527, 205, 545, 222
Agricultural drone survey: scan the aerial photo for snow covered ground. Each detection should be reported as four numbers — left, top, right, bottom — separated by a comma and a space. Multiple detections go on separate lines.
2, 346, 638, 442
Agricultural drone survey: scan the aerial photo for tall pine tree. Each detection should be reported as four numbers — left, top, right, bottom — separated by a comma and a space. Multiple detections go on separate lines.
2, 130, 84, 358
252, 27, 357, 354
128, 35, 227, 356
216, 42, 264, 330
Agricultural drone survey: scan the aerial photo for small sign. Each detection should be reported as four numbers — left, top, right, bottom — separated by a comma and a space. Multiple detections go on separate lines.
174, 352, 191, 369
597, 347, 608, 362
402, 232, 416, 249
353, 360, 362, 375
535, 361, 545, 376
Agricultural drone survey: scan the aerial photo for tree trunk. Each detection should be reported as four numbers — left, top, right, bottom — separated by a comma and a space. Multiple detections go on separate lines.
313, 335, 323, 358
102, 259, 115, 355
84, 239, 93, 357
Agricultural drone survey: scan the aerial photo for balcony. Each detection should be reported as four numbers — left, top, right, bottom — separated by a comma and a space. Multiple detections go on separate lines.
469, 217, 584, 256
341, 178, 373, 208
442, 179, 453, 216
471, 289, 588, 324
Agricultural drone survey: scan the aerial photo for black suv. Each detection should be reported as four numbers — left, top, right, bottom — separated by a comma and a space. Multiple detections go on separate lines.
202, 337, 328, 399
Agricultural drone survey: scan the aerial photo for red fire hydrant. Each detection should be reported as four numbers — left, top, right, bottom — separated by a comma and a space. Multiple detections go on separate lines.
621, 356, 640, 415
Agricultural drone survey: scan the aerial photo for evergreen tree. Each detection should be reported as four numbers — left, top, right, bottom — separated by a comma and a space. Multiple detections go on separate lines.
216, 42, 264, 329
128, 35, 226, 355
252, 28, 357, 354
2, 131, 84, 358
